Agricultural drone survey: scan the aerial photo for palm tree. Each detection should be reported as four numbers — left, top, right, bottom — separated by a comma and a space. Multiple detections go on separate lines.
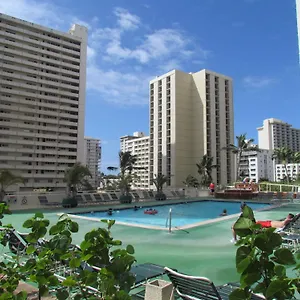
223, 134, 259, 181
272, 147, 294, 184
107, 166, 118, 173
118, 151, 137, 196
183, 175, 199, 188
0, 170, 24, 202
119, 151, 137, 176
151, 174, 168, 194
196, 154, 217, 186
64, 163, 92, 197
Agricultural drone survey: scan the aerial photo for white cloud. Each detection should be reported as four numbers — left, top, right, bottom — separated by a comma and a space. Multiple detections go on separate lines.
0, 0, 63, 27
243, 76, 276, 88
114, 7, 140, 30
0, 1, 210, 106
87, 66, 151, 105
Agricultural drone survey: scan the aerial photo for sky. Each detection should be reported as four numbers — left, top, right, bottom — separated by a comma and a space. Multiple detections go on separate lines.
1, 0, 299, 172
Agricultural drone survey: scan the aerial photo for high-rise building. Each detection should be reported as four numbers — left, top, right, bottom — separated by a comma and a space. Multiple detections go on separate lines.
257, 118, 300, 152
0, 13, 87, 192
120, 132, 150, 189
296, 0, 300, 62
83, 137, 101, 188
239, 149, 274, 182
149, 69, 235, 187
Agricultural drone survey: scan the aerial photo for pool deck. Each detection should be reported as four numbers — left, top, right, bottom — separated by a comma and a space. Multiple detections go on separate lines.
1, 200, 299, 292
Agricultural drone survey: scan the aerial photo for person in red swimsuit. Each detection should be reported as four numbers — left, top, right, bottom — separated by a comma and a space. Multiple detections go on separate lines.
231, 213, 294, 242
256, 214, 294, 228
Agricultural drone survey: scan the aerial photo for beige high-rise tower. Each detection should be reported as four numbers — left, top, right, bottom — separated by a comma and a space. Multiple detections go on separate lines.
149, 69, 234, 187
0, 13, 87, 192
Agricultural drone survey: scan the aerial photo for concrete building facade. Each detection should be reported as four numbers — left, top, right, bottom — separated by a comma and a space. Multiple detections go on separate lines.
275, 163, 300, 182
83, 137, 101, 189
0, 13, 87, 192
120, 132, 150, 189
239, 149, 274, 183
149, 69, 235, 187
257, 118, 300, 152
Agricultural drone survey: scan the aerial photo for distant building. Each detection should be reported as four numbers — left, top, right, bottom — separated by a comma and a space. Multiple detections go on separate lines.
84, 137, 101, 188
239, 149, 274, 182
149, 69, 235, 187
120, 132, 150, 189
257, 118, 300, 152
275, 163, 300, 182
0, 13, 87, 192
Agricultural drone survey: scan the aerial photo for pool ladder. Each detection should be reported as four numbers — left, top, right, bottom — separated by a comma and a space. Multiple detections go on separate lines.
165, 208, 172, 233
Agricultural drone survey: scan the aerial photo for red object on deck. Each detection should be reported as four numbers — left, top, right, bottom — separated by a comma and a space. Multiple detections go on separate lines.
144, 209, 158, 215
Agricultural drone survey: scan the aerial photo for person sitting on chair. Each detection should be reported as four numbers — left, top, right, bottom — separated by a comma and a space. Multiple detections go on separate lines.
232, 213, 294, 242
256, 213, 294, 228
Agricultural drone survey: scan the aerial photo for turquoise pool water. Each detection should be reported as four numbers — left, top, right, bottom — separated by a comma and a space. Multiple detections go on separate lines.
75, 200, 269, 228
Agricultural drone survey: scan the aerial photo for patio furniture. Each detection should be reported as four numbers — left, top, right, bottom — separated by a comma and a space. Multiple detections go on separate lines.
164, 267, 265, 300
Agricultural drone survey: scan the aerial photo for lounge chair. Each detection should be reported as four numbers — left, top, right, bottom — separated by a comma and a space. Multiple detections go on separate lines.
164, 267, 265, 300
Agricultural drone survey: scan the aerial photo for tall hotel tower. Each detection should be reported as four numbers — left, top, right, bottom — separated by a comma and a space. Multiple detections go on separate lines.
149, 69, 235, 187
0, 14, 87, 192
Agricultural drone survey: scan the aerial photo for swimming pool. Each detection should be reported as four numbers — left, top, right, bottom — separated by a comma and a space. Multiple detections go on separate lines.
74, 200, 270, 229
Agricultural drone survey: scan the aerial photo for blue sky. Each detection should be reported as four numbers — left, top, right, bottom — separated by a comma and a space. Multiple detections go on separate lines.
1, 0, 299, 172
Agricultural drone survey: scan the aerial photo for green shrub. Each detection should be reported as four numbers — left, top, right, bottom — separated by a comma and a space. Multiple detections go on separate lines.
155, 193, 166, 201
119, 194, 132, 204
62, 197, 78, 208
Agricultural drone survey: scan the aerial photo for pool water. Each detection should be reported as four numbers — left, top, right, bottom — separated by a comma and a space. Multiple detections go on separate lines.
76, 200, 269, 228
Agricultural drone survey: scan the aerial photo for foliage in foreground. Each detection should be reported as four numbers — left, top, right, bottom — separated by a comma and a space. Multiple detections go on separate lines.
0, 203, 135, 300
231, 206, 300, 300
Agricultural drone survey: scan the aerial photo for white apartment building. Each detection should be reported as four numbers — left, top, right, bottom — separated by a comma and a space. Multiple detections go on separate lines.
83, 137, 101, 188
0, 13, 87, 192
149, 69, 235, 187
239, 149, 274, 183
275, 163, 300, 182
120, 132, 150, 189
257, 118, 300, 152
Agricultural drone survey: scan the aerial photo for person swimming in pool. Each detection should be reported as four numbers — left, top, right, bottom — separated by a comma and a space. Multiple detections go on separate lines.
231, 213, 294, 242
220, 209, 227, 216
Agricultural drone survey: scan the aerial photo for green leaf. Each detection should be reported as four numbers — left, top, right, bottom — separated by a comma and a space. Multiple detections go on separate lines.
253, 282, 265, 294
80, 240, 91, 251
274, 248, 296, 265
56, 290, 69, 300
69, 221, 79, 233
229, 288, 251, 300
241, 272, 262, 286
35, 212, 44, 219
69, 258, 81, 268
237, 257, 251, 274
266, 280, 285, 298
82, 254, 93, 261
39, 285, 48, 296
242, 206, 255, 221
274, 265, 286, 278
126, 244, 134, 255
23, 219, 33, 228
15, 291, 27, 300
26, 245, 36, 255
236, 246, 251, 267
269, 232, 282, 248
62, 277, 77, 287
49, 224, 60, 235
